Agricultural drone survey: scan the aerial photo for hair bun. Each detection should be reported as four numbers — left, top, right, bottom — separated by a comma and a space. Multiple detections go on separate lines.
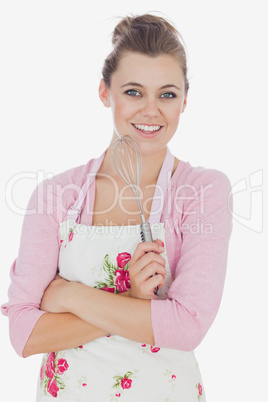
112, 16, 133, 45
112, 14, 179, 46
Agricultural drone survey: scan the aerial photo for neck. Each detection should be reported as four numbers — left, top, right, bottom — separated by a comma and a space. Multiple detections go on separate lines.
98, 139, 168, 186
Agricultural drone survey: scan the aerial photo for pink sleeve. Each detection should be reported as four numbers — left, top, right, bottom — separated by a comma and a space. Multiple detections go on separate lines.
1, 180, 61, 357
151, 169, 233, 351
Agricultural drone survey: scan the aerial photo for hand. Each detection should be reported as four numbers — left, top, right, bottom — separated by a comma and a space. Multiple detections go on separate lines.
41, 274, 70, 313
128, 239, 166, 300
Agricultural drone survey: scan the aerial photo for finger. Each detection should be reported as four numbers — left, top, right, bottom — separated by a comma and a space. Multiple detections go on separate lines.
130, 246, 166, 269
129, 252, 166, 279
137, 251, 166, 270
130, 240, 165, 264
135, 262, 166, 283
140, 275, 166, 299
154, 238, 165, 248
149, 274, 165, 290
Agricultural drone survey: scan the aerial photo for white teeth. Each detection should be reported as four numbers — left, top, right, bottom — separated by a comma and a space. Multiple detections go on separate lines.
133, 124, 161, 132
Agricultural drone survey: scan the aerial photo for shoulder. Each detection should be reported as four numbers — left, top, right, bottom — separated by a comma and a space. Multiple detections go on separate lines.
169, 159, 233, 238
170, 159, 233, 226
47, 158, 96, 188
172, 159, 232, 198
26, 157, 97, 216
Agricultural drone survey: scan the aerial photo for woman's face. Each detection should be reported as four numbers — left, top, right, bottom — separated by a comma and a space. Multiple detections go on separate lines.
99, 52, 187, 155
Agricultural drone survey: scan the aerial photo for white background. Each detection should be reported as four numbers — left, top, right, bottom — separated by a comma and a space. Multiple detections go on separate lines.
0, 1, 267, 400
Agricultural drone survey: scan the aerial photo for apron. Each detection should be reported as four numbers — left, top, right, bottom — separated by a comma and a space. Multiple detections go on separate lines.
36, 148, 206, 402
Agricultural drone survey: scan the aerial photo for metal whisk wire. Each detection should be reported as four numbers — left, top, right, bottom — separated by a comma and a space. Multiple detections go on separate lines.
112, 135, 153, 240
112, 135, 145, 223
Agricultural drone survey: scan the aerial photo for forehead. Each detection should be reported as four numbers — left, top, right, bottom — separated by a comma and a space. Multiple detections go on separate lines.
111, 52, 184, 87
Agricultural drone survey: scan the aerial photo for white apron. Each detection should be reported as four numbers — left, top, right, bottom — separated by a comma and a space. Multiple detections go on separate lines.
36, 148, 206, 402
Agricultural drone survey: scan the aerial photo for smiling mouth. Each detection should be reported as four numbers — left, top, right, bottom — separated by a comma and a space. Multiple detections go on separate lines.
131, 123, 163, 133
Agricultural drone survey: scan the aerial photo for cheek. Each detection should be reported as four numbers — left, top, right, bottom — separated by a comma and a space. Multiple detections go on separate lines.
111, 98, 131, 119
166, 105, 182, 124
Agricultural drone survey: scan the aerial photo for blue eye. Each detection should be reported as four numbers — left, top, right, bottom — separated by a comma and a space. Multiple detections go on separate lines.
125, 89, 141, 97
160, 92, 176, 99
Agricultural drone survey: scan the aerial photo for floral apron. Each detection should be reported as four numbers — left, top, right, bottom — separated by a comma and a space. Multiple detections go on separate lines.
36, 148, 206, 402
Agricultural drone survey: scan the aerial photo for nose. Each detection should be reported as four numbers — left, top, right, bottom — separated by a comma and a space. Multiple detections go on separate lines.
140, 97, 160, 118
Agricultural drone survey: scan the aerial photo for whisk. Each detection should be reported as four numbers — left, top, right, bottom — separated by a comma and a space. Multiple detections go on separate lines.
112, 134, 158, 294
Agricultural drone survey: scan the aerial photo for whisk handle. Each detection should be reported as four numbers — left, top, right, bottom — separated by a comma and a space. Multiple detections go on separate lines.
140, 222, 159, 296
140, 222, 153, 242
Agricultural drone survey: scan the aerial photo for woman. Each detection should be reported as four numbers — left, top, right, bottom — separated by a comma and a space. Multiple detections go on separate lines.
1, 14, 233, 401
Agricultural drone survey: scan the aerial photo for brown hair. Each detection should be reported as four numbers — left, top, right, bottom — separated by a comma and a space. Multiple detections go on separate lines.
102, 14, 189, 93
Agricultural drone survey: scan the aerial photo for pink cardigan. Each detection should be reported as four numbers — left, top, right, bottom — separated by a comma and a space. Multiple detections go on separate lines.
1, 156, 233, 357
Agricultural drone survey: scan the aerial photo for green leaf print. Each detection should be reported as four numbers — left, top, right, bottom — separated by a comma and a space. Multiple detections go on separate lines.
94, 281, 112, 289
112, 371, 134, 392
94, 253, 130, 293
103, 254, 112, 270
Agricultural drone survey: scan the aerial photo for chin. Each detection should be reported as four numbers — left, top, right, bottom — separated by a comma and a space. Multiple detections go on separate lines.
137, 143, 167, 157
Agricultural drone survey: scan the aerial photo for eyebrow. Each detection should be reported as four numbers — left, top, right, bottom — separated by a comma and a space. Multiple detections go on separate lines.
121, 82, 181, 91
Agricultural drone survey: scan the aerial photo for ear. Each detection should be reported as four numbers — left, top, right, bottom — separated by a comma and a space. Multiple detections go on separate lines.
181, 92, 188, 113
99, 79, 111, 108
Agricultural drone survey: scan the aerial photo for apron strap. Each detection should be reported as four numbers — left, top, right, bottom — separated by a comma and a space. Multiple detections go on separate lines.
66, 150, 106, 222
148, 147, 174, 224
